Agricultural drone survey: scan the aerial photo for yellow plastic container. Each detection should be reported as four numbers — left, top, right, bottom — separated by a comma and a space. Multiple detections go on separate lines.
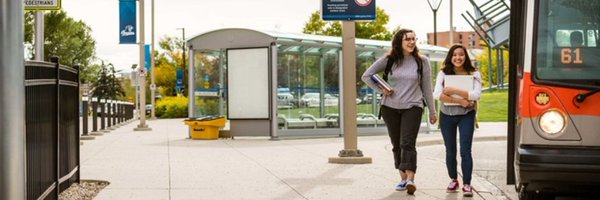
184, 116, 226, 140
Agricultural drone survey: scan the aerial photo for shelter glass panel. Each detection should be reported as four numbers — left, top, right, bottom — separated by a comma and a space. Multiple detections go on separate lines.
193, 50, 226, 117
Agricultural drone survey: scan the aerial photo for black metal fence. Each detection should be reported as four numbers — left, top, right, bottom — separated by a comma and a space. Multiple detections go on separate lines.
25, 57, 79, 200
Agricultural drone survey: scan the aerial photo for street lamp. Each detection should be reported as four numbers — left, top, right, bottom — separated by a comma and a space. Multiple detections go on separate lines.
427, 0, 443, 46
177, 27, 186, 96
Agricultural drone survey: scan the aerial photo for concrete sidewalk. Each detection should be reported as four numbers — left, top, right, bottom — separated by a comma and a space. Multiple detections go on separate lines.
81, 119, 507, 200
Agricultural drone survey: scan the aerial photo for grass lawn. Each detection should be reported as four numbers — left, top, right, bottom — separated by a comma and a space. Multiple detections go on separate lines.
478, 89, 508, 122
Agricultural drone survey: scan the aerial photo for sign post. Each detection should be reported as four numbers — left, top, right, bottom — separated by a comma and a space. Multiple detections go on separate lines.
325, 0, 374, 164
134, 0, 151, 131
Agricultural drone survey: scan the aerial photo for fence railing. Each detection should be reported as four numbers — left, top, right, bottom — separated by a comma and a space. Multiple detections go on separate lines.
25, 57, 79, 200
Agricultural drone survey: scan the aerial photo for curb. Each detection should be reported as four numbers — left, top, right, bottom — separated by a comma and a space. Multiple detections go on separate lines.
417, 135, 507, 147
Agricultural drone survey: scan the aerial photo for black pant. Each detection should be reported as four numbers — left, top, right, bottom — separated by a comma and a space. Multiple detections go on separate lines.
381, 105, 423, 172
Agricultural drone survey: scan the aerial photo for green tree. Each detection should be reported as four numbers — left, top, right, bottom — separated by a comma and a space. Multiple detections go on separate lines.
24, 10, 97, 83
155, 36, 184, 97
476, 46, 509, 88
302, 7, 395, 41
92, 62, 125, 101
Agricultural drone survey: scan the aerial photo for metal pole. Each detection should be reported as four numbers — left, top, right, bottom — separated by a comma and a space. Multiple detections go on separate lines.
135, 0, 151, 131
188, 48, 194, 118
488, 47, 493, 90
150, 0, 156, 119
434, 10, 438, 46
0, 0, 26, 198
82, 97, 89, 135
449, 0, 453, 46
328, 21, 371, 164
178, 28, 186, 97
35, 11, 44, 61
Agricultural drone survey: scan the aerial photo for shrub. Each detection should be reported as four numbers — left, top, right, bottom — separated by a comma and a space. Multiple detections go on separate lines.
156, 96, 188, 118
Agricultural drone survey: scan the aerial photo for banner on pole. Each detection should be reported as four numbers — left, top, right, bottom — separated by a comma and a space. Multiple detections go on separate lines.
145, 44, 151, 70
119, 0, 137, 44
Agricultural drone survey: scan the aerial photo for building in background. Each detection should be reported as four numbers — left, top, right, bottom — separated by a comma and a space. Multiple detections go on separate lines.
427, 30, 483, 49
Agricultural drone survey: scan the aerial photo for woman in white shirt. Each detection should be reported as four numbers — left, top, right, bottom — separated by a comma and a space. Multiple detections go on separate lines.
432, 44, 482, 197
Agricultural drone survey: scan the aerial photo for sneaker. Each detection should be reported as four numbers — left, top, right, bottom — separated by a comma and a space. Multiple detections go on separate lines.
395, 180, 408, 191
447, 179, 459, 193
463, 184, 473, 197
406, 180, 417, 195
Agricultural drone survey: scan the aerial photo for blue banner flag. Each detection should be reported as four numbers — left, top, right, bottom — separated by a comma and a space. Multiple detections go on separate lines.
176, 69, 184, 94
119, 0, 137, 44
145, 44, 151, 70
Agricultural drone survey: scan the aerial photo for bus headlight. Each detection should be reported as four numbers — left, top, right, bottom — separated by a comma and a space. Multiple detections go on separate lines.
539, 110, 566, 135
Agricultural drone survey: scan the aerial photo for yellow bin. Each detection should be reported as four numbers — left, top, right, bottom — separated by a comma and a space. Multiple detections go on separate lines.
184, 116, 226, 140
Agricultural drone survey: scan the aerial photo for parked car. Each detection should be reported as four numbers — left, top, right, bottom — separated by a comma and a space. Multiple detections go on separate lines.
146, 104, 152, 115
301, 93, 339, 107
361, 94, 382, 104
277, 93, 298, 109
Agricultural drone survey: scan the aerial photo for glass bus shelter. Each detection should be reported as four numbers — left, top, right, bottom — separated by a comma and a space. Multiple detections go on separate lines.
186, 28, 448, 137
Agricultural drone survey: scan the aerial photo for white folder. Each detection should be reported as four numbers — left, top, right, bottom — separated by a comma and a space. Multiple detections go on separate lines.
443, 75, 474, 106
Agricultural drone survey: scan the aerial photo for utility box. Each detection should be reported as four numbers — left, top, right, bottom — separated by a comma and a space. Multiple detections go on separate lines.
184, 116, 226, 140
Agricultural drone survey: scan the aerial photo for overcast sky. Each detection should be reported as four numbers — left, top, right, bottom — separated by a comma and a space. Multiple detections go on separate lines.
60, 0, 484, 72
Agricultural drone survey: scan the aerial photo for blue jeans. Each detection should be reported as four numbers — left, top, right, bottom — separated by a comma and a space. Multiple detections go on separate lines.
440, 110, 476, 184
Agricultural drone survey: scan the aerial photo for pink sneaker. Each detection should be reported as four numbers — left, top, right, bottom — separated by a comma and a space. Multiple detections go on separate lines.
463, 184, 473, 197
446, 179, 459, 193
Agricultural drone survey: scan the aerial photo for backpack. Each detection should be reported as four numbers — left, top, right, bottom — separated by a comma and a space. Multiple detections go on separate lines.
377, 56, 425, 119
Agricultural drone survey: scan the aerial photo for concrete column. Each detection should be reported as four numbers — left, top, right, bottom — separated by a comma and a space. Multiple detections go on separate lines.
0, 0, 26, 198
329, 21, 371, 164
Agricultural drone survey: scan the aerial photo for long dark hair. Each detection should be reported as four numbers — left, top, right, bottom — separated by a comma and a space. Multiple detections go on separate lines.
442, 44, 476, 75
386, 29, 422, 74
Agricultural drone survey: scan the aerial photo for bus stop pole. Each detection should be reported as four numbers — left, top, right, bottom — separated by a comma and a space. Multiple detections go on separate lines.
0, 0, 27, 199
328, 21, 372, 164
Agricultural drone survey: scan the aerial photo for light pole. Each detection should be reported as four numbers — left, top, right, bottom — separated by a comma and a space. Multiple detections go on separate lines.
150, 0, 156, 119
427, 0, 443, 46
131, 64, 139, 116
135, 0, 151, 131
177, 27, 186, 96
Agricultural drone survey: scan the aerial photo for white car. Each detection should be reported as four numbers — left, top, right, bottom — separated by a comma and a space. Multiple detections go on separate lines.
301, 93, 338, 107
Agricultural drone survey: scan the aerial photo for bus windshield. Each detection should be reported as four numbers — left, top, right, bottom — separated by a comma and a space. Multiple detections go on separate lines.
535, 0, 600, 85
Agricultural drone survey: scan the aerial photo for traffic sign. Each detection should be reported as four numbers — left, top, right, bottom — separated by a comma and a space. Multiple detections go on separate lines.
139, 67, 147, 77
25, 0, 62, 10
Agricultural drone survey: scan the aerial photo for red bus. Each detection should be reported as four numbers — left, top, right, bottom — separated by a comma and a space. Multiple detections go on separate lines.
508, 0, 600, 198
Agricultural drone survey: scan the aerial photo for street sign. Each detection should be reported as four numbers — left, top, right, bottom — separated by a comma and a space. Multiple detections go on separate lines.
321, 0, 376, 21
24, 0, 62, 10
